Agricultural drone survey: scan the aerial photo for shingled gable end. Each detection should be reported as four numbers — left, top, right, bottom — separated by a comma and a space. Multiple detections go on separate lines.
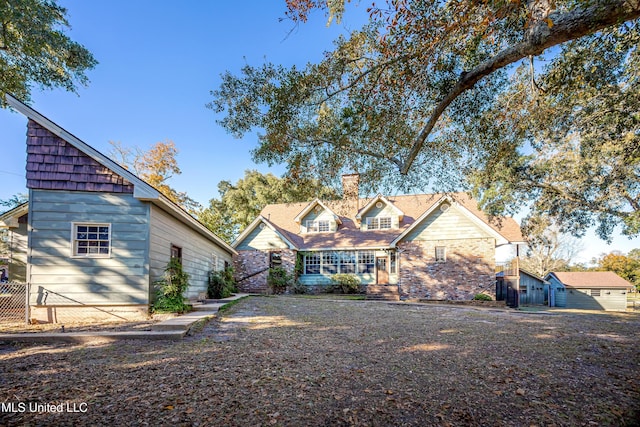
26, 120, 135, 193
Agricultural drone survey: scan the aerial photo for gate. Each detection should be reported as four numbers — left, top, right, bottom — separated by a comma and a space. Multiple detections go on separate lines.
0, 282, 28, 325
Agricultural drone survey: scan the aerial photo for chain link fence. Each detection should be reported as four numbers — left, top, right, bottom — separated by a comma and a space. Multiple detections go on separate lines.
0, 282, 28, 327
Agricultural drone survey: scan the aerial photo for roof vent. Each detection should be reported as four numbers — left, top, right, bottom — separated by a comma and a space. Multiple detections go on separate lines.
440, 203, 450, 212
376, 201, 383, 208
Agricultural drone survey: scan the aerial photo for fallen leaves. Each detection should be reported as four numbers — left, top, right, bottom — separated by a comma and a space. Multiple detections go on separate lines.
0, 297, 638, 426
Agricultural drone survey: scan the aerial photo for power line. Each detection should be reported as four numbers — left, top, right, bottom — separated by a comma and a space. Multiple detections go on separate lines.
0, 170, 23, 177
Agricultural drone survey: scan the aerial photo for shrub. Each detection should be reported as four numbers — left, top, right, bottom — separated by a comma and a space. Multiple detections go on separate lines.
152, 258, 191, 313
473, 293, 493, 301
331, 274, 360, 294
267, 267, 292, 294
291, 280, 307, 295
208, 267, 236, 299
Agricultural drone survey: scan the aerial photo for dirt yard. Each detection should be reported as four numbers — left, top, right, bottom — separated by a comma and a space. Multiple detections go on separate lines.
1, 296, 638, 426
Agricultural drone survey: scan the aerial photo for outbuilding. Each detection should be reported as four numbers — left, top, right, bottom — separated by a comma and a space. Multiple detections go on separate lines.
545, 271, 632, 311
1, 95, 236, 324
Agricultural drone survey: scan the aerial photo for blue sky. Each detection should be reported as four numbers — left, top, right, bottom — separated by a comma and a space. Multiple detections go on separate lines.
0, 0, 637, 263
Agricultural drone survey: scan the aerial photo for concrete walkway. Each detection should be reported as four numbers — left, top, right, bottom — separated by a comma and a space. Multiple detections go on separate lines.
0, 294, 250, 344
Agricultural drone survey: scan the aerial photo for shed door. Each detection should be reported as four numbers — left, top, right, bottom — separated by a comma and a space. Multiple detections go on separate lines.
376, 257, 389, 284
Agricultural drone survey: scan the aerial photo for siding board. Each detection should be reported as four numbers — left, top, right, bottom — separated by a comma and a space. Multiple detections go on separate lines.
149, 206, 232, 299
405, 205, 492, 241
28, 190, 150, 306
236, 226, 288, 250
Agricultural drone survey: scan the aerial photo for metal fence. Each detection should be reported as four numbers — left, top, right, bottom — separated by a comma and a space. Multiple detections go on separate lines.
0, 282, 28, 326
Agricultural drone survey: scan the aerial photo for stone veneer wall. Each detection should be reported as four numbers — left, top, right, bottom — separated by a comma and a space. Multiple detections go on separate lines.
234, 249, 296, 293
398, 238, 495, 300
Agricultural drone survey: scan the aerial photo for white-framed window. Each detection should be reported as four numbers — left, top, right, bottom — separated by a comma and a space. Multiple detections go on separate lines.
366, 217, 392, 230
435, 246, 446, 263
358, 250, 375, 273
305, 219, 330, 233
212, 253, 219, 271
72, 223, 111, 257
304, 252, 321, 274
340, 251, 357, 274
321, 252, 339, 274
303, 250, 375, 275
390, 251, 397, 274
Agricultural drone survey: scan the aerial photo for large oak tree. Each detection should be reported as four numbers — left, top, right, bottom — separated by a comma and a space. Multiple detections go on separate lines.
210, 0, 640, 240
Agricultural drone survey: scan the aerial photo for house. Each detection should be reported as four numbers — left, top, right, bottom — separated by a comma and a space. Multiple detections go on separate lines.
496, 268, 547, 306
545, 271, 633, 311
232, 174, 524, 300
0, 202, 28, 284
0, 95, 236, 323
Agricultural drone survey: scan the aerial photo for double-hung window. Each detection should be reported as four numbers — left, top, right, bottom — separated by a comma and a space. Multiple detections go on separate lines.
306, 220, 330, 233
73, 223, 111, 257
435, 246, 446, 263
366, 217, 392, 230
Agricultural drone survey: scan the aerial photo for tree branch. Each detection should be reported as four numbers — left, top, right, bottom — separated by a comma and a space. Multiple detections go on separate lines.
399, 0, 640, 175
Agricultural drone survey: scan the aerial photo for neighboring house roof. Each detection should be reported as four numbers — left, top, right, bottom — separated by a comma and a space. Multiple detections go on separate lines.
546, 272, 633, 289
246, 192, 523, 251
0, 202, 29, 228
5, 94, 236, 256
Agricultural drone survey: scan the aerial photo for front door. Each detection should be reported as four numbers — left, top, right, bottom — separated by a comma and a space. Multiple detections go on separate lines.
376, 257, 389, 284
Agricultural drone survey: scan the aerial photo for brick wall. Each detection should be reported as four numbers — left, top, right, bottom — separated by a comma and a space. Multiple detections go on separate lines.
398, 238, 495, 300
26, 120, 134, 193
234, 249, 296, 293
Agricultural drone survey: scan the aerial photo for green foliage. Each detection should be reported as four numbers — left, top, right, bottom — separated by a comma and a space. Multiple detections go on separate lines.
469, 24, 640, 241
152, 258, 191, 313
198, 170, 339, 242
267, 267, 293, 294
290, 280, 308, 295
207, 267, 236, 299
595, 250, 640, 290
211, 1, 640, 239
330, 274, 360, 294
0, 194, 27, 210
473, 293, 492, 301
0, 0, 97, 106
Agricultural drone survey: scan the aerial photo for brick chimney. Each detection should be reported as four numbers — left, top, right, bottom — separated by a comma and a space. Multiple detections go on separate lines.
341, 173, 360, 212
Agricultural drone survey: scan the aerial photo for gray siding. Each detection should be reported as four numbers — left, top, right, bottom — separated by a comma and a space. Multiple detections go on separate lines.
28, 190, 150, 306
300, 209, 339, 233
236, 225, 288, 251
360, 204, 400, 230
519, 273, 545, 305
566, 288, 628, 311
6, 219, 28, 283
149, 205, 233, 300
404, 204, 493, 241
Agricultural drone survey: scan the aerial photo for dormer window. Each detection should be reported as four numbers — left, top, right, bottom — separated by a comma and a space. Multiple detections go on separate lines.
366, 217, 392, 230
306, 219, 330, 233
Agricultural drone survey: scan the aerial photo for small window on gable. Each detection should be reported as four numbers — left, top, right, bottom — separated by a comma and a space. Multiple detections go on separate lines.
366, 217, 392, 230
306, 219, 330, 233
72, 223, 111, 258
435, 246, 446, 263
